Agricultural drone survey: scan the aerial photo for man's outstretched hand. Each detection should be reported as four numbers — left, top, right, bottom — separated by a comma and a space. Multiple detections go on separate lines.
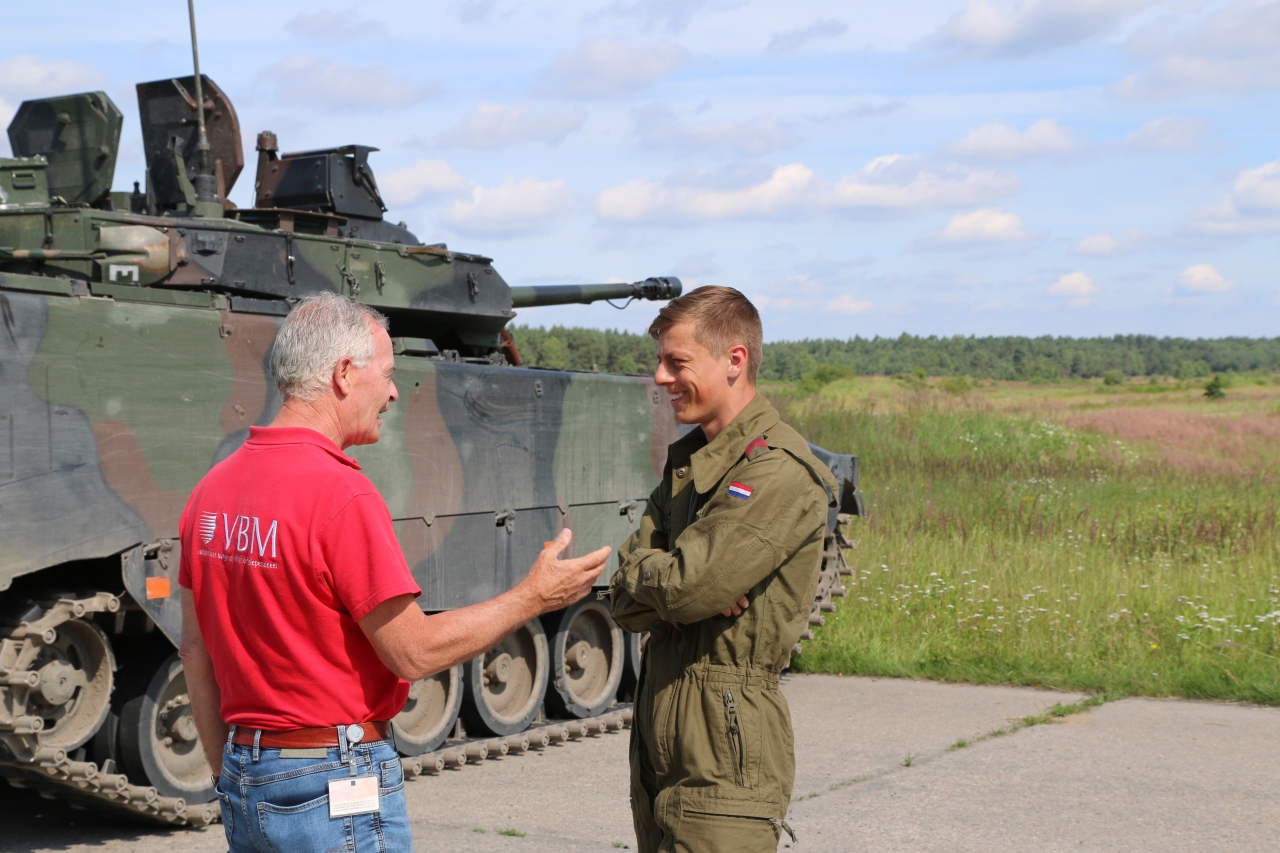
525, 528, 611, 613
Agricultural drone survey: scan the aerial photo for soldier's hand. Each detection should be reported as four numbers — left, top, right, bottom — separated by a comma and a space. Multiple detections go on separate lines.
526, 528, 611, 613
721, 595, 750, 618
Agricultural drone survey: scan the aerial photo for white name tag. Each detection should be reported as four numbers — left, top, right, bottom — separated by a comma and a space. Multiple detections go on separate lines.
328, 776, 380, 818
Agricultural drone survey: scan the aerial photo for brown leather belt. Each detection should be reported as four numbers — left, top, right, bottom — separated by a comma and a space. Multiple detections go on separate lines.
231, 721, 392, 749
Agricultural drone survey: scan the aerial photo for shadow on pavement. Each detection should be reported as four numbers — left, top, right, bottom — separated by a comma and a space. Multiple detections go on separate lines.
0, 779, 199, 853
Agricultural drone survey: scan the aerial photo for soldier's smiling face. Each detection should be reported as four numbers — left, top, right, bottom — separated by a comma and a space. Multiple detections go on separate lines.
654, 321, 735, 432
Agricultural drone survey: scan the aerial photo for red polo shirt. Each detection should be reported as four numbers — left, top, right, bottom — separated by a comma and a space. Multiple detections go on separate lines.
178, 426, 421, 730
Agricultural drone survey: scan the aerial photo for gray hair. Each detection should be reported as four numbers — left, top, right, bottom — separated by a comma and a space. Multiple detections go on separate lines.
271, 292, 390, 401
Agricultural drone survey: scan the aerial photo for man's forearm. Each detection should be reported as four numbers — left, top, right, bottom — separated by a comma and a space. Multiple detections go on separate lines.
179, 590, 228, 775
413, 584, 542, 676
365, 581, 550, 682
363, 529, 608, 682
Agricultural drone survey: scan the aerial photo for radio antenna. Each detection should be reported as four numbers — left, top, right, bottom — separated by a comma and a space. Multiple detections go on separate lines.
186, 0, 219, 210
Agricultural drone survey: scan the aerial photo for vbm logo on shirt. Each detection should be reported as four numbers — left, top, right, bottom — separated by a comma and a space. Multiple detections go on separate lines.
197, 510, 279, 559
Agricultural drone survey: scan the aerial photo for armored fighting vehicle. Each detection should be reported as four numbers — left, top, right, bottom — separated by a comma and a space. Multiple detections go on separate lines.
0, 72, 861, 825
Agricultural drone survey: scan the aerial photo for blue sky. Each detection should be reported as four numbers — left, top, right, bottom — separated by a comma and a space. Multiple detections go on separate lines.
4, 1, 1278, 341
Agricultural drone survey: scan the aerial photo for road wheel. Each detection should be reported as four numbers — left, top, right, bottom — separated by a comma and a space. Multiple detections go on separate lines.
27, 617, 115, 752
116, 651, 213, 803
392, 664, 463, 755
545, 600, 623, 719
460, 619, 548, 737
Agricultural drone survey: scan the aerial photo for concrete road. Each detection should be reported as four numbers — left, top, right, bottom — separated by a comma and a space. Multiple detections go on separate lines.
2, 675, 1276, 852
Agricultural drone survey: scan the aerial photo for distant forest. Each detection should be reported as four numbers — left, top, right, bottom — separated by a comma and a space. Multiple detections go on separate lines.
508, 325, 1280, 381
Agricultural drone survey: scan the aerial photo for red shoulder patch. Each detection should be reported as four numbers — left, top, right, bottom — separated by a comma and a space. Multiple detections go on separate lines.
744, 436, 771, 461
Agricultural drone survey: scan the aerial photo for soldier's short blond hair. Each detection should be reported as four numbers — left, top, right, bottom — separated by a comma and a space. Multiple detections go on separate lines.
648, 285, 763, 385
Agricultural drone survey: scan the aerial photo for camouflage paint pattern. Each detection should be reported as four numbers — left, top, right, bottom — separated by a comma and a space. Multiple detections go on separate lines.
0, 78, 860, 822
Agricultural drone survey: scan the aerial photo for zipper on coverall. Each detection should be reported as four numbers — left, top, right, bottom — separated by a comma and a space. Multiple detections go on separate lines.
725, 689, 745, 787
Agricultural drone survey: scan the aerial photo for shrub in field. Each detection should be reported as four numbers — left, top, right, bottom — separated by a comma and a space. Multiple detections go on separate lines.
1205, 376, 1226, 399
1103, 370, 1125, 386
798, 363, 857, 394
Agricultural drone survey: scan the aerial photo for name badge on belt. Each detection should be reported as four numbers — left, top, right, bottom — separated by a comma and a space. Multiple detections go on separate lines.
328, 776, 380, 818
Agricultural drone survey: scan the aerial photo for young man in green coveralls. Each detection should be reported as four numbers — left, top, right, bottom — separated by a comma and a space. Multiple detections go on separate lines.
611, 286, 837, 853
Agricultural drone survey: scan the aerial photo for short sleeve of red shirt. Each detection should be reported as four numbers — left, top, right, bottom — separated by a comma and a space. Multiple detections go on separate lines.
317, 492, 419, 621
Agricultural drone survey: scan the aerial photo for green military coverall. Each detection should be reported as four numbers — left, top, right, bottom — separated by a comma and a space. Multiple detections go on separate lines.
610, 394, 837, 853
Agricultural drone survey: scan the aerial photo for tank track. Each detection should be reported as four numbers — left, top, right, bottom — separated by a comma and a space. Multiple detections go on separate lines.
0, 592, 218, 826
0, 519, 849, 828
794, 515, 854, 655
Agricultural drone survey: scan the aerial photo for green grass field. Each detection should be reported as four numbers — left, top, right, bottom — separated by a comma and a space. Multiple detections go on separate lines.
771, 373, 1280, 705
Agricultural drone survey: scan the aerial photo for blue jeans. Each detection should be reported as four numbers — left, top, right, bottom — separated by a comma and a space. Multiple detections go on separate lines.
215, 729, 413, 853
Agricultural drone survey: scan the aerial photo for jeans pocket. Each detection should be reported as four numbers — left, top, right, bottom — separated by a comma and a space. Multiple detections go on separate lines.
258, 793, 353, 853
216, 791, 235, 848
379, 758, 403, 791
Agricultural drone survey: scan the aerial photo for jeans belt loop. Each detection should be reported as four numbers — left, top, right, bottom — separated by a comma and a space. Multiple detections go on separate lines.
338, 723, 356, 775
226, 725, 237, 749
252, 728, 262, 762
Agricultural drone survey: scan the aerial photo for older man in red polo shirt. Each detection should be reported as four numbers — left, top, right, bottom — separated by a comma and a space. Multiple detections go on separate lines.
179, 291, 608, 852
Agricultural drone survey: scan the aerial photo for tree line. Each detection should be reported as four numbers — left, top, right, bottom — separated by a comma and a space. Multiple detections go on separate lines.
508, 325, 1280, 381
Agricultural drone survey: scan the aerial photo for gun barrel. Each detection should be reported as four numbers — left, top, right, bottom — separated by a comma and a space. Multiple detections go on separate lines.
510, 276, 682, 309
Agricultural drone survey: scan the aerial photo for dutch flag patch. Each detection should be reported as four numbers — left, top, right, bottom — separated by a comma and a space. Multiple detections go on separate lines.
727, 481, 754, 500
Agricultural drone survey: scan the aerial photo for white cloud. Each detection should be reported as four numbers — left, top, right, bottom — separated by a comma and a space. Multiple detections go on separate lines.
445, 177, 576, 236
825, 294, 874, 315
1177, 264, 1234, 293
939, 207, 1031, 243
585, 0, 742, 34
452, 0, 504, 24
1188, 159, 1280, 235
1048, 271, 1098, 307
826, 155, 1018, 211
597, 163, 815, 223
946, 119, 1076, 161
0, 55, 104, 99
1073, 228, 1144, 256
931, 0, 1157, 57
1115, 1, 1280, 99
596, 156, 1017, 224
380, 160, 471, 207
754, 293, 818, 312
632, 105, 797, 155
1121, 116, 1213, 151
262, 56, 437, 109
286, 8, 387, 39
436, 103, 586, 150
0, 97, 15, 145
539, 38, 690, 97
767, 19, 849, 54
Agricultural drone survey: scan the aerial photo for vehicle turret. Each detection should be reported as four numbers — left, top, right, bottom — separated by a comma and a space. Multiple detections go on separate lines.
1, 81, 679, 360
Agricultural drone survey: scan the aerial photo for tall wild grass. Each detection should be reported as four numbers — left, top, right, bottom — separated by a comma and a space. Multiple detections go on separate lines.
781, 378, 1280, 704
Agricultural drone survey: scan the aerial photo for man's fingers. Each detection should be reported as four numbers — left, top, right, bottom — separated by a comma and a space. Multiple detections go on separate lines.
560, 545, 611, 573
721, 595, 750, 618
545, 527, 573, 557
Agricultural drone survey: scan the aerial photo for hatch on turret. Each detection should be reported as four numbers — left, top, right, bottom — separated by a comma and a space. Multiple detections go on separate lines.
246, 132, 418, 244
7, 91, 123, 206
135, 75, 243, 214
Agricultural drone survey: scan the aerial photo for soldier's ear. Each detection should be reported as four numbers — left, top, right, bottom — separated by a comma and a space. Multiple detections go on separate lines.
725, 344, 749, 381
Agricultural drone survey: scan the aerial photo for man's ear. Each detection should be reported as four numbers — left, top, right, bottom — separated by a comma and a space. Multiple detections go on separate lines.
332, 356, 354, 397
726, 344, 749, 381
